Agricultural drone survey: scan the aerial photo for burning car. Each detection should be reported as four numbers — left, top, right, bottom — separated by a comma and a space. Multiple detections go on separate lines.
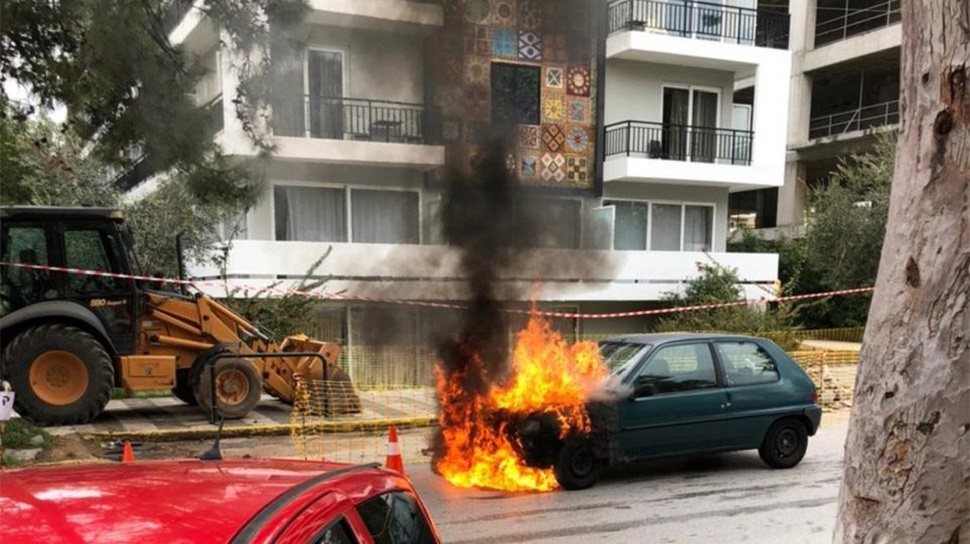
511, 333, 823, 490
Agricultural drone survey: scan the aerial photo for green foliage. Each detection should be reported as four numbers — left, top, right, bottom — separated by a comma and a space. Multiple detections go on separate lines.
2, 418, 53, 450
1, 0, 309, 204
657, 260, 798, 348
219, 250, 332, 343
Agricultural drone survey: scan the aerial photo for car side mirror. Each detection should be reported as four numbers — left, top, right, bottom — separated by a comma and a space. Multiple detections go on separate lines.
632, 381, 658, 398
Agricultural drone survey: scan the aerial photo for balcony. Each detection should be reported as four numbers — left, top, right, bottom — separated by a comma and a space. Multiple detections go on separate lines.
189, 241, 779, 302
229, 95, 446, 169
605, 121, 753, 165
809, 100, 899, 140
603, 119, 780, 189
607, 0, 790, 48
814, 0, 901, 47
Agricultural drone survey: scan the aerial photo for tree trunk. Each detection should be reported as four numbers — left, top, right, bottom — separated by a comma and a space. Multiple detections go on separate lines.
833, 1, 969, 542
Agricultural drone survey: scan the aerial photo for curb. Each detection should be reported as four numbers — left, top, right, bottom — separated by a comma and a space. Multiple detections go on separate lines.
82, 416, 438, 443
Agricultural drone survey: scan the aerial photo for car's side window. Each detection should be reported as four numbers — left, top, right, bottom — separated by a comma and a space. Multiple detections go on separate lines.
715, 341, 781, 386
355, 491, 435, 544
311, 517, 358, 544
636, 343, 718, 394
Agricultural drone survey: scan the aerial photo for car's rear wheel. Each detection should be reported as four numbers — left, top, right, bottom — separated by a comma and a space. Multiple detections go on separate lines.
759, 418, 808, 469
553, 437, 602, 490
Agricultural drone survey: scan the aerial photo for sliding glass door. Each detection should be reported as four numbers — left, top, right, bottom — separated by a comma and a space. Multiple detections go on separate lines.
662, 86, 720, 163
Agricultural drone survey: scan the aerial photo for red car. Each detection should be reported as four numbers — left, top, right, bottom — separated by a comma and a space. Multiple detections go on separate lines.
0, 459, 441, 543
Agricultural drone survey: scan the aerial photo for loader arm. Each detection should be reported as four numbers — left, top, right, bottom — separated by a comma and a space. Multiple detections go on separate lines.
137, 291, 352, 407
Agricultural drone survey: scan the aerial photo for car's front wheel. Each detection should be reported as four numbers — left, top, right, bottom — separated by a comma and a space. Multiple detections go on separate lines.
759, 418, 808, 469
553, 437, 602, 490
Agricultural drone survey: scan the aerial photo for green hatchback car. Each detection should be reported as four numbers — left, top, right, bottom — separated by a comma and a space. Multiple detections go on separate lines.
514, 333, 823, 490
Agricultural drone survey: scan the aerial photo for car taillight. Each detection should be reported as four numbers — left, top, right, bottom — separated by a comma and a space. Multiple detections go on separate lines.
812, 390, 819, 404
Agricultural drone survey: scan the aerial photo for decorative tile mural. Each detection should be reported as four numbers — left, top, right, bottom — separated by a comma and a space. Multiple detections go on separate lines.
435, 0, 597, 190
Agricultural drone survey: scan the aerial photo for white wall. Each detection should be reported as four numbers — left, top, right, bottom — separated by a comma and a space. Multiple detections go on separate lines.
605, 59, 736, 130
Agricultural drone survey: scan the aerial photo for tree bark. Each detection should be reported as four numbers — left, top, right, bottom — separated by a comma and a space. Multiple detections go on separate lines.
833, 1, 970, 542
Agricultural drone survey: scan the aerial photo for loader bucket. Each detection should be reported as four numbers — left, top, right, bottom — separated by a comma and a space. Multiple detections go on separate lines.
281, 335, 362, 415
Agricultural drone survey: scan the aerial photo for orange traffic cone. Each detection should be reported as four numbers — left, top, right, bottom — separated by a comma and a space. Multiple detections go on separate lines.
384, 425, 404, 474
122, 440, 134, 463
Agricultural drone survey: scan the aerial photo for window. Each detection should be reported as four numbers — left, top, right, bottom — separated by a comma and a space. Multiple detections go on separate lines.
1, 226, 51, 308
356, 492, 436, 544
491, 63, 540, 125
612, 201, 649, 251
351, 189, 419, 244
684, 205, 713, 251
311, 518, 357, 544
529, 198, 581, 249
599, 341, 651, 376
716, 341, 780, 386
636, 343, 718, 393
650, 203, 682, 251
64, 228, 127, 294
275, 186, 420, 244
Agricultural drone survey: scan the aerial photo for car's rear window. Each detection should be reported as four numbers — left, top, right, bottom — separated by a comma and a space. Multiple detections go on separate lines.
599, 342, 651, 376
356, 491, 435, 544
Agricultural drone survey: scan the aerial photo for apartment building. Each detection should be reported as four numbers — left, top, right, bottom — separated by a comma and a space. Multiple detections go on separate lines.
729, 0, 901, 236
158, 0, 789, 383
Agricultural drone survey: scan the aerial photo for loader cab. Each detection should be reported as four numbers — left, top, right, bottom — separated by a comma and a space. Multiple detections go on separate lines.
1, 207, 140, 354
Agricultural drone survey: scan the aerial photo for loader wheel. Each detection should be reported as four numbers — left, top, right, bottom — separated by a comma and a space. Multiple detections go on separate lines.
194, 359, 262, 419
1, 324, 114, 426
171, 369, 197, 406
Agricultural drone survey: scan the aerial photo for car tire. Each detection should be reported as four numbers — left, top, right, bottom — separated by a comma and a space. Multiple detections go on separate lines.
759, 418, 808, 469
2, 324, 114, 426
194, 358, 262, 419
553, 437, 602, 490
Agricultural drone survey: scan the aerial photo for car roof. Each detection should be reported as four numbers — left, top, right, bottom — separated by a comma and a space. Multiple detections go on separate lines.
0, 458, 403, 544
600, 332, 763, 345
0, 206, 124, 220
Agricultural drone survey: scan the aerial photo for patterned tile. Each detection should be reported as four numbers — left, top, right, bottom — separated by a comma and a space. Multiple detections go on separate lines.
518, 0, 541, 30
505, 152, 517, 174
518, 30, 542, 62
518, 124, 540, 149
463, 0, 490, 24
491, 28, 518, 59
465, 25, 490, 55
568, 39, 592, 64
442, 118, 461, 142
521, 155, 538, 178
567, 97, 590, 123
540, 152, 566, 183
542, 95, 566, 123
439, 87, 463, 117
541, 123, 566, 153
566, 66, 591, 96
544, 65, 564, 90
565, 125, 590, 153
489, 0, 517, 27
566, 155, 589, 185
465, 86, 490, 121
443, 52, 463, 83
542, 34, 568, 63
464, 55, 490, 86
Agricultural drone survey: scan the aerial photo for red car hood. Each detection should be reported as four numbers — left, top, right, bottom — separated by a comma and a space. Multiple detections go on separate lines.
0, 458, 353, 544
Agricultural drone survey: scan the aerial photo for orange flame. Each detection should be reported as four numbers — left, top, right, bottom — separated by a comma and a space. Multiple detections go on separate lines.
435, 311, 607, 492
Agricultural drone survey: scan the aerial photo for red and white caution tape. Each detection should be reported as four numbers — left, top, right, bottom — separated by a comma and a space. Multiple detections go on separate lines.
0, 261, 873, 320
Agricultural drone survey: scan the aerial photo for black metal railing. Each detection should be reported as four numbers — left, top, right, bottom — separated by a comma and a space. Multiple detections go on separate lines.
272, 96, 441, 145
808, 100, 899, 139
814, 0, 901, 47
605, 120, 753, 165
607, 0, 790, 49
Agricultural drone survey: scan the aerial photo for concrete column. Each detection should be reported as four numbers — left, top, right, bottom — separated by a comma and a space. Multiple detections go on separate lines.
777, 158, 806, 227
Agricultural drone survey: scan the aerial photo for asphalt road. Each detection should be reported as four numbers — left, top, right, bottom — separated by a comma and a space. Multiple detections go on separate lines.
407, 416, 849, 544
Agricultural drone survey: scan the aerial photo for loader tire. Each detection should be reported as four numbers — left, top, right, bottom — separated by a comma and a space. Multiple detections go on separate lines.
171, 369, 198, 405
1, 324, 114, 426
194, 358, 262, 419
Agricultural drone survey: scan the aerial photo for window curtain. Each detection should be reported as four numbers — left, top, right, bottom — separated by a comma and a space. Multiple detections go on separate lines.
691, 90, 719, 162
611, 201, 649, 250
274, 186, 347, 242
351, 190, 419, 244
270, 43, 305, 137
650, 203, 682, 251
308, 50, 344, 139
663, 88, 689, 160
684, 205, 713, 251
